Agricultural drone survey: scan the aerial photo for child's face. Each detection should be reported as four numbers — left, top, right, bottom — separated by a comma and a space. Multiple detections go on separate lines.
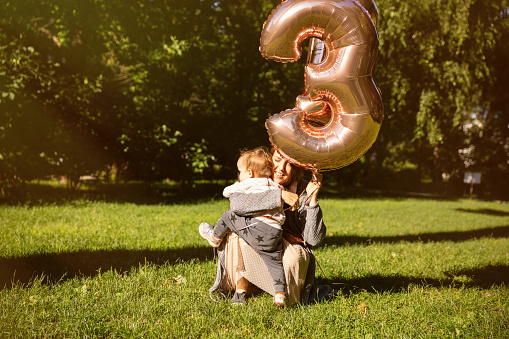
237, 158, 253, 182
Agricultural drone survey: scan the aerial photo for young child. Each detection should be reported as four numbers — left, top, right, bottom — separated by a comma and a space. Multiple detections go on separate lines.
198, 147, 287, 307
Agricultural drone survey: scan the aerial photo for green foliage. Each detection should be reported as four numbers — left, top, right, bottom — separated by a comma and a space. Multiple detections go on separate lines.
373, 0, 509, 192
1, 0, 508, 198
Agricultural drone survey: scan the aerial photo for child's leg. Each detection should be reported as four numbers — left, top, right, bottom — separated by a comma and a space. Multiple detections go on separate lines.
199, 210, 252, 248
235, 220, 286, 294
212, 210, 248, 239
213, 211, 252, 294
236, 277, 249, 294
258, 250, 286, 294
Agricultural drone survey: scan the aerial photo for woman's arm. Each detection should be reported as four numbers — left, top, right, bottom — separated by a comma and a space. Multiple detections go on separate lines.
305, 173, 322, 206
301, 202, 326, 247
302, 174, 325, 246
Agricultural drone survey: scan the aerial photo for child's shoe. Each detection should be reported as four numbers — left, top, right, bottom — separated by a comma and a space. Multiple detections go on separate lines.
231, 291, 247, 305
198, 222, 221, 247
273, 292, 285, 308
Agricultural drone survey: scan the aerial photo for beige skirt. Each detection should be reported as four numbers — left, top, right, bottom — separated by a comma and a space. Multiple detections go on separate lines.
221, 232, 310, 306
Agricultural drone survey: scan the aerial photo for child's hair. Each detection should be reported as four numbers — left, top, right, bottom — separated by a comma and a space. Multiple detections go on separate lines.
238, 146, 273, 178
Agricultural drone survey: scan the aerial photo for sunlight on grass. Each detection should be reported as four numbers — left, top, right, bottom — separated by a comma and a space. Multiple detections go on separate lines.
0, 199, 231, 257
1, 195, 508, 337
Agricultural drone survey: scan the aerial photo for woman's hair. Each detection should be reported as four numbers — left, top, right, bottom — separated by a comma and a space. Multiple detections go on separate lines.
270, 147, 304, 186
238, 146, 273, 178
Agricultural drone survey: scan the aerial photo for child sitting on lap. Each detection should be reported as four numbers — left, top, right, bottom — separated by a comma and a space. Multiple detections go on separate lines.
198, 146, 286, 307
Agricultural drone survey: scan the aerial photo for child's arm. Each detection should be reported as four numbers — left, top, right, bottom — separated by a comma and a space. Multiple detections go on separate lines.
223, 181, 245, 198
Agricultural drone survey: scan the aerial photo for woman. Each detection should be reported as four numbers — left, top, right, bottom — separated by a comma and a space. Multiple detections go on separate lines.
209, 149, 326, 306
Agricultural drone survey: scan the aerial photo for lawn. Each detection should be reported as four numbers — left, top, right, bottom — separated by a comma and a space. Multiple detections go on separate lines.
0, 185, 508, 338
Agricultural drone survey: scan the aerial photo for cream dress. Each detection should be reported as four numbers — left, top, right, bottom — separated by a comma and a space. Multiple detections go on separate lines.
221, 233, 309, 306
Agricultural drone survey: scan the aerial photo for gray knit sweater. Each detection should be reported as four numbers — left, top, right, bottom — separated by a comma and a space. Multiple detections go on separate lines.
229, 184, 326, 247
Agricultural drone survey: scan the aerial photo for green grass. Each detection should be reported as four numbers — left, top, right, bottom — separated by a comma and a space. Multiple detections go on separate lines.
1, 187, 508, 338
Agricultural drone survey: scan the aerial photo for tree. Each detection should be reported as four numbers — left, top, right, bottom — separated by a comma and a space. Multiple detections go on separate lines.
1, 0, 113, 191
362, 0, 509, 197
1, 0, 507, 199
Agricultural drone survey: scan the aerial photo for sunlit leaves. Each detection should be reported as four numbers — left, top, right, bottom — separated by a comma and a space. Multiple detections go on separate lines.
374, 0, 508, 190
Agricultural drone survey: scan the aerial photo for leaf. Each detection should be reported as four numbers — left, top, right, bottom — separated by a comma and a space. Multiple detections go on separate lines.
171, 275, 187, 284
357, 302, 368, 312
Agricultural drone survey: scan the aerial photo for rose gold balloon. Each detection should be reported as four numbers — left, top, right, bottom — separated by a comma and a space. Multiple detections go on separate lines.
260, 0, 383, 171
357, 0, 379, 26
308, 0, 378, 64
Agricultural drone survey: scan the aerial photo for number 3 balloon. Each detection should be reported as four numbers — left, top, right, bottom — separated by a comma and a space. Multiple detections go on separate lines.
260, 0, 384, 172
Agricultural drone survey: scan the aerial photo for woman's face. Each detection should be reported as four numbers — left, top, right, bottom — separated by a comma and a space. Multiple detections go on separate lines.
272, 151, 293, 186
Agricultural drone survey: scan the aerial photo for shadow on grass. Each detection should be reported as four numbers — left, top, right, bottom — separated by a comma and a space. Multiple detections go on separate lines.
0, 246, 216, 290
455, 208, 509, 217
323, 264, 509, 295
3, 248, 507, 295
320, 186, 462, 201
320, 225, 509, 247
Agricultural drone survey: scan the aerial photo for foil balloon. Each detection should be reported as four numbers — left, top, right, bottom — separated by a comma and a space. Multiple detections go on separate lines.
260, 0, 384, 172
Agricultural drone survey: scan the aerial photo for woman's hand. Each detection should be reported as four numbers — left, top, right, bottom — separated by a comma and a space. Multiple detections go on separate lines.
306, 173, 322, 206
281, 190, 299, 211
